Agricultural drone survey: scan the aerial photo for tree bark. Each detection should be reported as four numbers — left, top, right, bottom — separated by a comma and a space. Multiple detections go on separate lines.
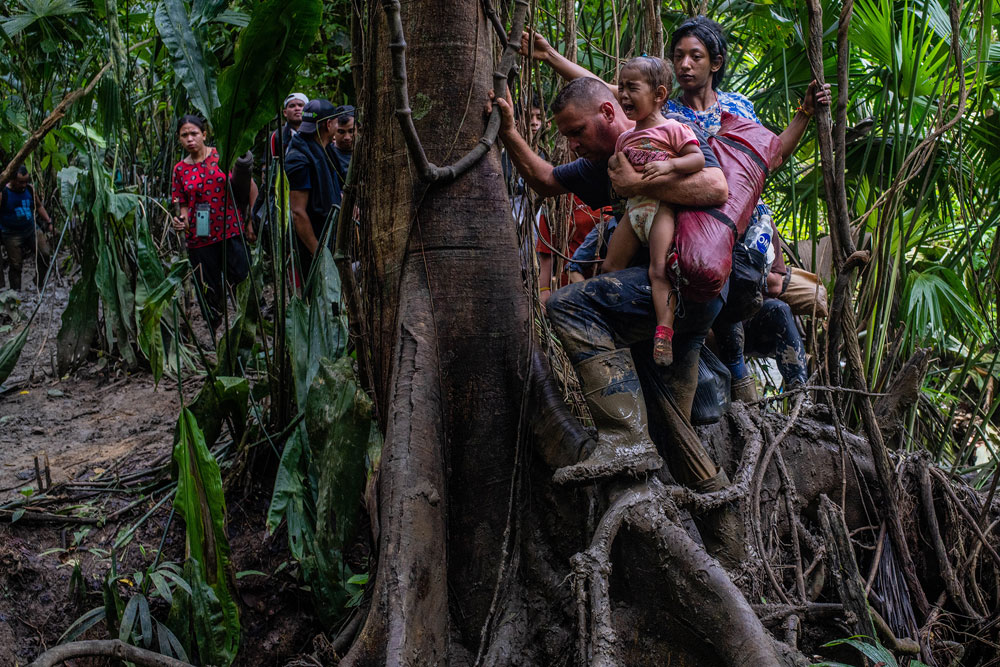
343, 0, 532, 661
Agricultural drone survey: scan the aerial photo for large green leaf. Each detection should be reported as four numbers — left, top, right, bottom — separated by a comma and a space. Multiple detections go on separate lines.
266, 425, 315, 559
0, 324, 30, 387
172, 409, 239, 665
183, 375, 250, 450
166, 559, 234, 666
154, 0, 220, 122
213, 0, 323, 169
903, 265, 985, 348
307, 356, 375, 556
1, 0, 85, 37
94, 229, 137, 366
286, 248, 349, 409
191, 0, 228, 25
265, 423, 351, 624
135, 260, 189, 384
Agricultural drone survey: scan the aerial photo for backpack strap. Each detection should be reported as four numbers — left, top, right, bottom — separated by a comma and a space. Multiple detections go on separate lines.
713, 135, 769, 177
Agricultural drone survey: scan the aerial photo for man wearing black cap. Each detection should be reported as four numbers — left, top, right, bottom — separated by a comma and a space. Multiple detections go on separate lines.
270, 92, 309, 159
285, 99, 343, 284
328, 105, 356, 183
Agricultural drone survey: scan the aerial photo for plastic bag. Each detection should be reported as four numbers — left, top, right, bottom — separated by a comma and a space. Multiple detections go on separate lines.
691, 346, 732, 425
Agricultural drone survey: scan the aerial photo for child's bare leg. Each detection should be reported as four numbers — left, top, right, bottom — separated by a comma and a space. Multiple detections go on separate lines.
647, 203, 677, 366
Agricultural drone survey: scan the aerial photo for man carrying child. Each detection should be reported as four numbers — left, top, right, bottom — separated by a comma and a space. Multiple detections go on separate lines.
490, 76, 733, 494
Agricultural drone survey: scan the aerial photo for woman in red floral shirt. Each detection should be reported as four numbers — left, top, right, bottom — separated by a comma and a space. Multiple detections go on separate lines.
170, 115, 252, 329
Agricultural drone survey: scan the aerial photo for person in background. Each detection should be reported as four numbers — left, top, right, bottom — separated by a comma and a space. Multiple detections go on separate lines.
0, 165, 53, 291
329, 105, 356, 184
504, 94, 549, 268
536, 196, 611, 306
270, 93, 309, 159
566, 216, 618, 283
286, 100, 343, 284
170, 115, 251, 330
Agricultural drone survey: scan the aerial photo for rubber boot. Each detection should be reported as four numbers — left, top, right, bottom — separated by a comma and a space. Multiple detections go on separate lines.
731, 374, 758, 403
553, 349, 664, 486
693, 469, 747, 568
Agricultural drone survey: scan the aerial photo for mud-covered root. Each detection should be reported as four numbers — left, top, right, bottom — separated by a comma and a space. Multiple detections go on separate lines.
571, 478, 808, 666
572, 483, 651, 666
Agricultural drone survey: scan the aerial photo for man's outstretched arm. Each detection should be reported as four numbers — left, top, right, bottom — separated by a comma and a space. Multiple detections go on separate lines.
488, 91, 568, 198
608, 154, 728, 208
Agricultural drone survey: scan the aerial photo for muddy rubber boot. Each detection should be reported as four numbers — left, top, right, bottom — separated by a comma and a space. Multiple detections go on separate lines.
553, 349, 664, 486
693, 469, 747, 568
730, 374, 758, 403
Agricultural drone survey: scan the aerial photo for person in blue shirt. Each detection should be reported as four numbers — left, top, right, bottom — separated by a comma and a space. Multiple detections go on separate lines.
665, 16, 828, 401
0, 166, 53, 291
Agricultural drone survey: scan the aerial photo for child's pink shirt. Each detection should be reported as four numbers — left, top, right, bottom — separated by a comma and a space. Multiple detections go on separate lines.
614, 119, 698, 166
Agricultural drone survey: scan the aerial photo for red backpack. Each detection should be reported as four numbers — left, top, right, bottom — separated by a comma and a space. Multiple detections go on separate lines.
673, 112, 783, 302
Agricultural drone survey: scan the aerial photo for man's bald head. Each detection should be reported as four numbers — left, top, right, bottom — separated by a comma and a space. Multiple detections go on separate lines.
551, 77, 626, 161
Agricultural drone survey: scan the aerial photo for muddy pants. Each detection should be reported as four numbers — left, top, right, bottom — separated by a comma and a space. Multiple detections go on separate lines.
714, 297, 807, 388
188, 236, 250, 329
1, 228, 51, 290
546, 266, 724, 419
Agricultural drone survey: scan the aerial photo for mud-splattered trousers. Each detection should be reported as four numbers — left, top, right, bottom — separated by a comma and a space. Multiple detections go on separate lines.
546, 266, 723, 417
713, 297, 807, 387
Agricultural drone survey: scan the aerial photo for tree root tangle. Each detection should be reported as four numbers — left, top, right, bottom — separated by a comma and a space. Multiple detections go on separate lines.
27, 640, 193, 667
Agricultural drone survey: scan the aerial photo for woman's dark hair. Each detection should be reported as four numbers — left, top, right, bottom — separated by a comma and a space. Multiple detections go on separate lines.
669, 16, 728, 90
177, 114, 207, 133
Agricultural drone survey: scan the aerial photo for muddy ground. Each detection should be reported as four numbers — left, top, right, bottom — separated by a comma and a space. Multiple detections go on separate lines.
0, 258, 321, 666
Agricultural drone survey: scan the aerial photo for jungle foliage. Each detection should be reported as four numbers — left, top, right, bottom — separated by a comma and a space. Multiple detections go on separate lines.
1, 0, 999, 664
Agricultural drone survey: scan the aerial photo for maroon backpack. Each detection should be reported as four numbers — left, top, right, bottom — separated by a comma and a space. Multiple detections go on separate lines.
673, 112, 783, 302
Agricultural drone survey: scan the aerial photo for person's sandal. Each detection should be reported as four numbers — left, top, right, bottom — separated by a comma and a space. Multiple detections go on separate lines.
653, 325, 673, 367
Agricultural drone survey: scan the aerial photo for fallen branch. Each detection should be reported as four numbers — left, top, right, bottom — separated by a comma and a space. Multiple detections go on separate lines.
0, 38, 153, 190
28, 639, 193, 667
0, 509, 99, 525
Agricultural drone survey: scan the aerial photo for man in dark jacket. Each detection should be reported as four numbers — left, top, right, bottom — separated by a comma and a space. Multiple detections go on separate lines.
285, 99, 342, 284
328, 104, 356, 184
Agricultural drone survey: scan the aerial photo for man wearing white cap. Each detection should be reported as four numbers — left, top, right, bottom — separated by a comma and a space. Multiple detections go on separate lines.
270, 92, 309, 158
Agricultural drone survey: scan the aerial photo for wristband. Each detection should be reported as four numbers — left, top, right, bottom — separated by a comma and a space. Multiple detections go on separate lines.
795, 104, 813, 117
539, 286, 550, 292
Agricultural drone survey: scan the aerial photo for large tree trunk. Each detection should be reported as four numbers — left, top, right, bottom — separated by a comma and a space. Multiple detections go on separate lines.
343, 0, 531, 661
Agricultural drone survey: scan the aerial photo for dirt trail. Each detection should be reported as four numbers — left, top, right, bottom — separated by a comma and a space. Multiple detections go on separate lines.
0, 257, 321, 665
1, 261, 179, 503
